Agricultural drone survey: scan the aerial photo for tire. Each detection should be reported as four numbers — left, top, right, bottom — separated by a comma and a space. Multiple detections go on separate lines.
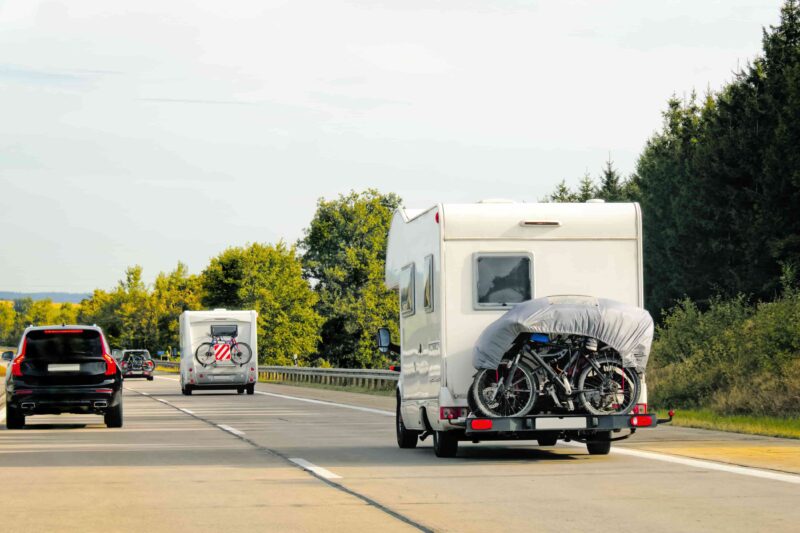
195, 342, 215, 366
577, 357, 640, 415
231, 342, 252, 365
104, 401, 123, 428
5, 404, 25, 430
182, 385, 193, 396
237, 388, 244, 394
433, 430, 459, 458
246, 383, 255, 395
396, 396, 420, 449
471, 360, 537, 417
537, 434, 558, 447
586, 431, 612, 455
147, 376, 154, 381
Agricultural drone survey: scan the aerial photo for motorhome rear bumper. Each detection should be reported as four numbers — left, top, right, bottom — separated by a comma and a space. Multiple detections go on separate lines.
464, 413, 659, 438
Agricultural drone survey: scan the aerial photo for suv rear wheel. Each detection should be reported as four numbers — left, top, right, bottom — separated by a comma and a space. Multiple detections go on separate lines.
5, 404, 25, 430
105, 401, 123, 428
433, 430, 459, 458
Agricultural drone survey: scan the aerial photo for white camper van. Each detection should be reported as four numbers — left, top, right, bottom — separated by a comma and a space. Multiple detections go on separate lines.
179, 310, 258, 395
381, 201, 666, 457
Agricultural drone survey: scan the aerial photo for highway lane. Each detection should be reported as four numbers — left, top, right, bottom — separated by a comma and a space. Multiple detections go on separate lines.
2, 375, 799, 533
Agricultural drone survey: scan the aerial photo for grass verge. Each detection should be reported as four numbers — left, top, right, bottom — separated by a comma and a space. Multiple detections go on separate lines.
665, 408, 800, 439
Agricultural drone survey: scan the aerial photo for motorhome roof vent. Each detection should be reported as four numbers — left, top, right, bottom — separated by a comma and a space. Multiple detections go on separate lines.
586, 198, 606, 203
478, 198, 515, 204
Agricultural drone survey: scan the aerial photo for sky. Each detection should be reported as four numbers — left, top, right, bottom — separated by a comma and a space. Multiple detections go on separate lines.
0, 0, 784, 292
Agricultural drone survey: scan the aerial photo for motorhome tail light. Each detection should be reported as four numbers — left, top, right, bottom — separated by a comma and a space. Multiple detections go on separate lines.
11, 337, 27, 377
440, 407, 468, 420
435, 212, 439, 224
189, 368, 193, 372
630, 415, 653, 427
102, 352, 117, 376
471, 419, 493, 431
250, 377, 255, 382
632, 403, 648, 415
190, 378, 195, 384
250, 367, 255, 372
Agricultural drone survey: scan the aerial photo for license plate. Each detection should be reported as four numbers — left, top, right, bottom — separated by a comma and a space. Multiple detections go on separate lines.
536, 417, 588, 430
49, 363, 80, 372
212, 375, 234, 382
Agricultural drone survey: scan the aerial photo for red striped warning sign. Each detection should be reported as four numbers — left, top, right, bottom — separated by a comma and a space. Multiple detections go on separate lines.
214, 344, 231, 361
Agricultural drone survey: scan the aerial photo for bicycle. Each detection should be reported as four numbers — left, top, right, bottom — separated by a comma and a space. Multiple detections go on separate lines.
470, 333, 640, 418
195, 334, 252, 367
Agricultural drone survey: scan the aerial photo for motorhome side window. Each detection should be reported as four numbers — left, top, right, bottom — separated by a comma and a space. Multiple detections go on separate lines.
400, 263, 415, 316
474, 254, 532, 308
423, 254, 434, 312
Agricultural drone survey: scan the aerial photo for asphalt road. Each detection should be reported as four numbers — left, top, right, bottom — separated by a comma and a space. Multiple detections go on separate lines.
1, 374, 798, 533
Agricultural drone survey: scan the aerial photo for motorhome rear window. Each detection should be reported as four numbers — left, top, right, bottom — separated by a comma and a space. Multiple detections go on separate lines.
400, 263, 415, 316
474, 254, 532, 308
211, 324, 238, 337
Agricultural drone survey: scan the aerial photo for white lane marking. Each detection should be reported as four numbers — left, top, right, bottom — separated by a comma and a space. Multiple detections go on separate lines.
155, 398, 171, 405
180, 408, 194, 415
217, 424, 245, 437
254, 391, 393, 417
289, 458, 342, 479
560, 441, 800, 485
140, 392, 150, 396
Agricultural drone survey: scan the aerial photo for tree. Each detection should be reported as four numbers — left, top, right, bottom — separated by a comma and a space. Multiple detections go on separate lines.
152, 263, 203, 350
596, 158, 626, 201
547, 180, 576, 202
202, 242, 321, 365
0, 302, 15, 345
299, 189, 402, 368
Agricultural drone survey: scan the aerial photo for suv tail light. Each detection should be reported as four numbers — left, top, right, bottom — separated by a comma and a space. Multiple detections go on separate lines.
440, 407, 469, 420
11, 337, 27, 377
102, 352, 117, 376
632, 403, 648, 415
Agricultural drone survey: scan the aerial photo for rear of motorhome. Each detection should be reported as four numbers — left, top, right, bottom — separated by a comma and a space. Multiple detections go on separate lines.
179, 310, 258, 395
383, 201, 664, 456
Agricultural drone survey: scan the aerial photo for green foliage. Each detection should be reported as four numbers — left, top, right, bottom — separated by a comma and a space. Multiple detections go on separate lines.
202, 242, 322, 365
300, 189, 402, 368
79, 263, 201, 351
0, 298, 80, 345
634, 0, 800, 315
649, 289, 800, 417
546, 160, 638, 203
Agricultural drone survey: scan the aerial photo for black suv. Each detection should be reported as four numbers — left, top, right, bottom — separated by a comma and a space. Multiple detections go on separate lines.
5, 325, 123, 429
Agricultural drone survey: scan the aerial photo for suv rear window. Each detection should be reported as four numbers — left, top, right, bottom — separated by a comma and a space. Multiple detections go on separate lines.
123, 350, 151, 360
24, 329, 104, 360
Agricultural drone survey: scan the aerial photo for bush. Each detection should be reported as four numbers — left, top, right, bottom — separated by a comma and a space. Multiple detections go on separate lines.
649, 289, 800, 417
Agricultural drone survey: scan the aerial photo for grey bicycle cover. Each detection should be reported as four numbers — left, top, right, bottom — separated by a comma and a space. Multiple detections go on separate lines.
473, 295, 654, 373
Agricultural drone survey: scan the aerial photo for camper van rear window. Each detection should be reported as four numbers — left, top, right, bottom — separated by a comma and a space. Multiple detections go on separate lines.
400, 263, 415, 316
474, 254, 532, 308
210, 324, 238, 338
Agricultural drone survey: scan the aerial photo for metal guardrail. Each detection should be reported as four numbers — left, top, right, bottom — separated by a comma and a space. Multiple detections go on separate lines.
155, 360, 398, 390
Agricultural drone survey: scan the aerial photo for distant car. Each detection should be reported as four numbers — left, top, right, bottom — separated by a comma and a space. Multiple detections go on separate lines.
120, 349, 155, 380
4, 325, 123, 429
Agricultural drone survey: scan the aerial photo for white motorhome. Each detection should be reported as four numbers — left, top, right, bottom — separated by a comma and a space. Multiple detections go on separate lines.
179, 310, 258, 395
382, 201, 658, 456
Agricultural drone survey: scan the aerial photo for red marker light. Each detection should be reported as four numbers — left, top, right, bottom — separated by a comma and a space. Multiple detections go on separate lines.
471, 419, 493, 431
435, 212, 439, 224
44, 329, 84, 334
630, 415, 653, 427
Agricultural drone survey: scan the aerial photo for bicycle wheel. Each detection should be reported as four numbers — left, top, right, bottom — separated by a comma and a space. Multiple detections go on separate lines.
577, 356, 640, 415
470, 361, 537, 417
231, 342, 252, 365
195, 342, 215, 366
